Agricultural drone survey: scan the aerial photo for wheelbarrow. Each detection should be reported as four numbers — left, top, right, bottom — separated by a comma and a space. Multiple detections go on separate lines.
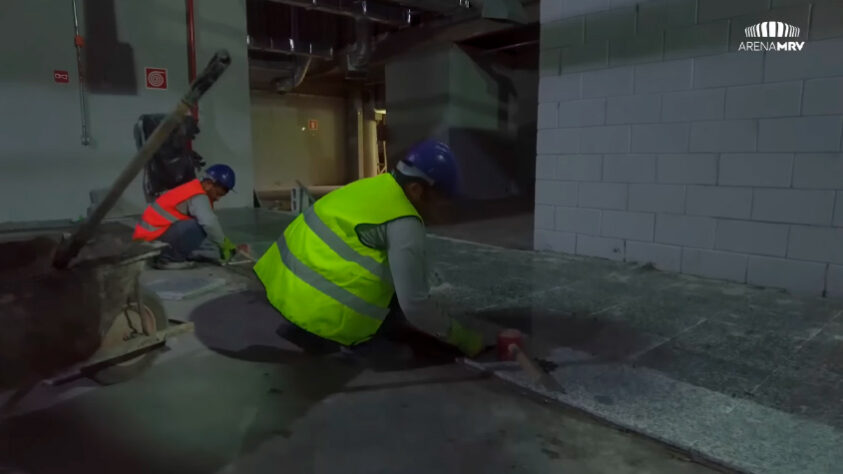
0, 51, 231, 402
0, 226, 188, 388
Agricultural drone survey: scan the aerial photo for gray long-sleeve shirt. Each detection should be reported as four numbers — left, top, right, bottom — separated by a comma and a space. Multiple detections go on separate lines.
175, 195, 226, 247
357, 217, 451, 337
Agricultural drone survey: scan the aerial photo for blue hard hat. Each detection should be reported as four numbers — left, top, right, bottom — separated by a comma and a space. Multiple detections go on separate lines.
205, 164, 236, 191
401, 140, 460, 197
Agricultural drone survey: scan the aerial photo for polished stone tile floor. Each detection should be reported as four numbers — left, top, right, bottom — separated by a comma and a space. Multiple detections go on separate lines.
215, 209, 843, 473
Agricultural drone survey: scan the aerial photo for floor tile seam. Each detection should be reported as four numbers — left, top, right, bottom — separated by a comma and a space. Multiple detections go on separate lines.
626, 317, 709, 362
745, 309, 843, 395
747, 323, 840, 396
473, 284, 575, 313
592, 292, 728, 320
790, 309, 843, 355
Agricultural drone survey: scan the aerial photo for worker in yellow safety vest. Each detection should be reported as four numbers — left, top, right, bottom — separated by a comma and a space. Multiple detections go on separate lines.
254, 140, 485, 356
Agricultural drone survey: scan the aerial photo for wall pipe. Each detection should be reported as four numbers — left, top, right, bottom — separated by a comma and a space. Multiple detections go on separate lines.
185, 0, 197, 153
71, 0, 91, 146
186, 0, 198, 119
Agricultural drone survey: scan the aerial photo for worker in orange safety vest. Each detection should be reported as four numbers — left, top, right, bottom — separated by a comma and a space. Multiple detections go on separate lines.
133, 164, 245, 269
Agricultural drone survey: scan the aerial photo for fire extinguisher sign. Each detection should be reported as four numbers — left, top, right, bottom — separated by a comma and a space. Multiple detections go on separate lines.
145, 67, 168, 90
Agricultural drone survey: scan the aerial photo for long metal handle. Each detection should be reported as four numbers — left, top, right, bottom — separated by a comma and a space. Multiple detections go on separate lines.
71, 0, 91, 146
53, 50, 232, 269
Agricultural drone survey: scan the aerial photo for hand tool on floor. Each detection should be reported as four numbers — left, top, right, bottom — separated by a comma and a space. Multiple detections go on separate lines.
498, 329, 565, 393
52, 50, 232, 269
224, 246, 256, 266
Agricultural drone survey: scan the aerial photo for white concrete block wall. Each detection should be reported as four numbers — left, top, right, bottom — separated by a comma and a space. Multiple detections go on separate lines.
536, 0, 843, 297
629, 184, 685, 213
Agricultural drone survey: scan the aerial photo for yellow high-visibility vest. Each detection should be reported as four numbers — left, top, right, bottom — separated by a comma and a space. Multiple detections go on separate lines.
254, 173, 421, 346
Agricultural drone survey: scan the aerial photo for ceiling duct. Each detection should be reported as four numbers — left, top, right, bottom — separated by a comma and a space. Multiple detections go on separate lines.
272, 57, 313, 93
345, 18, 373, 80
382, 0, 471, 14
264, 0, 412, 26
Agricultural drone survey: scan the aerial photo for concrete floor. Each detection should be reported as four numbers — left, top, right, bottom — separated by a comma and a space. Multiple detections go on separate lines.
0, 261, 716, 474
3, 207, 840, 473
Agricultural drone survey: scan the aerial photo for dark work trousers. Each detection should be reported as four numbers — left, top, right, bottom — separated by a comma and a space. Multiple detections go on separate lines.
274, 296, 459, 361
274, 296, 409, 355
157, 219, 206, 262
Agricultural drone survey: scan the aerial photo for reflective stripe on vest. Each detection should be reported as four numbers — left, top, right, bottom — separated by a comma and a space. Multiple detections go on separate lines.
254, 173, 421, 345
137, 220, 161, 233
302, 207, 391, 283
150, 202, 180, 223
276, 234, 390, 321
133, 179, 206, 241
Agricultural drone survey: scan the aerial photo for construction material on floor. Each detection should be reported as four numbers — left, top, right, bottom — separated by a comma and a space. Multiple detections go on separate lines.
144, 276, 229, 300
224, 246, 257, 267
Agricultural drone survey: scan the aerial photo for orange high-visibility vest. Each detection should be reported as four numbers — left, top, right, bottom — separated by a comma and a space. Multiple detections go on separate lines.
132, 179, 207, 241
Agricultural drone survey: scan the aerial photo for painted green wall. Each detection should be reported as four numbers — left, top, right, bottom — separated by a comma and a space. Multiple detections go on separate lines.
0, 0, 253, 222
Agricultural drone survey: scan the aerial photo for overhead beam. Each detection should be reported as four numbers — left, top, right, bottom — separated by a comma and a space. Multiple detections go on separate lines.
383, 0, 471, 14
264, 0, 412, 26
369, 0, 538, 64
301, 0, 538, 79
248, 36, 335, 60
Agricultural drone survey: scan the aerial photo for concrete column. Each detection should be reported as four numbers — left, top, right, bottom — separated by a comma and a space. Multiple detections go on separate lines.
362, 97, 379, 177
345, 86, 365, 182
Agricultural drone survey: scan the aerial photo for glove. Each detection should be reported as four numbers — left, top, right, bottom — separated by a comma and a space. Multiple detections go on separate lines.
446, 320, 485, 357
220, 237, 237, 261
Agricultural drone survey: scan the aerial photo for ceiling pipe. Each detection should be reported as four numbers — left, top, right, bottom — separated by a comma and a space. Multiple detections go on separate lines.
264, 0, 412, 26
185, 0, 197, 153
248, 35, 335, 60
71, 0, 91, 146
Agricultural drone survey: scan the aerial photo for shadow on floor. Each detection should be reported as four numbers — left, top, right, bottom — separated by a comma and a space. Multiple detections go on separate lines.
189, 290, 462, 372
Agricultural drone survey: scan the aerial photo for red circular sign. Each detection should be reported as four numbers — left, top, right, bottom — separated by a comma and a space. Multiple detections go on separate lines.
145, 68, 168, 90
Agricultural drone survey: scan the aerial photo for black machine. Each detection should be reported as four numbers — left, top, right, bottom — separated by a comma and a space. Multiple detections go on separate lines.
134, 113, 205, 203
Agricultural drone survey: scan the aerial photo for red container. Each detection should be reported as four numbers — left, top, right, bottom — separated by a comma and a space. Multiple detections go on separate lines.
497, 328, 524, 361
